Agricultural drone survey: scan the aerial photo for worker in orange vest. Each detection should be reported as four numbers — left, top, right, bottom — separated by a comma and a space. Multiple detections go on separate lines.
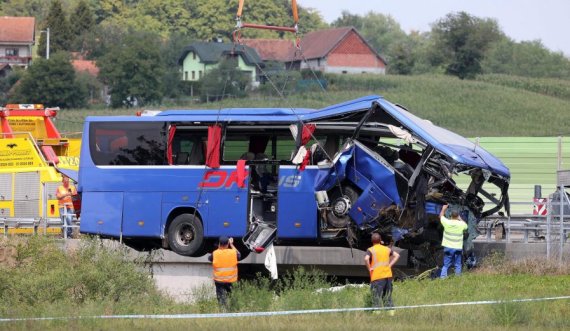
208, 236, 240, 310
56, 176, 77, 238
364, 233, 400, 315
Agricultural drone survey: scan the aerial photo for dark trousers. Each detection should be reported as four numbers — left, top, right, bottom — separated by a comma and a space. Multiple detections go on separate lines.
370, 278, 393, 308
215, 281, 233, 310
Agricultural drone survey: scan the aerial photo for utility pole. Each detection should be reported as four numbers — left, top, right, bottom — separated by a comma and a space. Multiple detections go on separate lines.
46, 27, 50, 60
41, 27, 50, 59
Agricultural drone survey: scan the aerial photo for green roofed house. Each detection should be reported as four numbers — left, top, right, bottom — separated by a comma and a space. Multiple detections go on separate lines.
178, 41, 264, 86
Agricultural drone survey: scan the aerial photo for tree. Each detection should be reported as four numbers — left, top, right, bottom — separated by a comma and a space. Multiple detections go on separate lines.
161, 33, 196, 99
0, 68, 25, 105
10, 52, 87, 108
70, 0, 95, 51
38, 0, 72, 57
98, 31, 164, 107
482, 39, 570, 79
0, 0, 50, 22
332, 11, 407, 62
430, 12, 503, 79
200, 59, 250, 102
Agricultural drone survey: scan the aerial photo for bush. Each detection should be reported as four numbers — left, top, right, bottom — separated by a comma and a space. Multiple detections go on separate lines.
0, 237, 169, 316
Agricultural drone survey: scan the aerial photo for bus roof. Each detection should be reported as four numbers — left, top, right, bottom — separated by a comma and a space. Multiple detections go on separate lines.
84, 95, 382, 124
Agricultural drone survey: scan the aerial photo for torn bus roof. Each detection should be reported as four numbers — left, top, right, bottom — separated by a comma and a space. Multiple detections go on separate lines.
85, 95, 509, 178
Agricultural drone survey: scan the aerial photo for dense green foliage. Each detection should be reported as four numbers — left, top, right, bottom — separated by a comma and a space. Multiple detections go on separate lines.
9, 52, 87, 108
482, 39, 570, 79
199, 59, 251, 102
70, 0, 95, 52
37, 0, 72, 57
430, 12, 503, 79
98, 31, 164, 107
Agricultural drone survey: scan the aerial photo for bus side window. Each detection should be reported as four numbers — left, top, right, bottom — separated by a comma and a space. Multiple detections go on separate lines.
171, 130, 207, 166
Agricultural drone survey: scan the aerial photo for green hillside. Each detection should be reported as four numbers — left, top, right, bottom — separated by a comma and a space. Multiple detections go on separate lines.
56, 74, 570, 137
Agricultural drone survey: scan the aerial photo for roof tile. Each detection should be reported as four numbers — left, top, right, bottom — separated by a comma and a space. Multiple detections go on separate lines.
0, 16, 35, 43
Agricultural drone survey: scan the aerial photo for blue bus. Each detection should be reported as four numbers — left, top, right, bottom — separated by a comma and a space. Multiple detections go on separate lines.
78, 95, 510, 258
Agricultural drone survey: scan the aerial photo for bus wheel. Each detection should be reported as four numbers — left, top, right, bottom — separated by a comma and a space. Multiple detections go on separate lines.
327, 185, 359, 228
168, 214, 204, 256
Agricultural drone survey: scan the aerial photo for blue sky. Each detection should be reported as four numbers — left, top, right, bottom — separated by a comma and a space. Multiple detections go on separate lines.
300, 0, 570, 55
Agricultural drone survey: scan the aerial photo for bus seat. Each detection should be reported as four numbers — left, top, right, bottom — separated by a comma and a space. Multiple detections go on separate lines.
240, 152, 255, 161
175, 152, 189, 165
188, 140, 205, 165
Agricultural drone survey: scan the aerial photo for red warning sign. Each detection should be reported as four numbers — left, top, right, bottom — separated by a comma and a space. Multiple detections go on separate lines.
533, 198, 548, 216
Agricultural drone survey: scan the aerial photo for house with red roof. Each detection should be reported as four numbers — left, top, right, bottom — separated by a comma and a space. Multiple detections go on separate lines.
0, 17, 35, 68
243, 27, 386, 75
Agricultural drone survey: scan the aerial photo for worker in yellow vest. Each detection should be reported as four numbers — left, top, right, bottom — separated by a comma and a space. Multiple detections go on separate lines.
439, 204, 468, 278
208, 236, 240, 310
364, 233, 400, 315
56, 176, 77, 238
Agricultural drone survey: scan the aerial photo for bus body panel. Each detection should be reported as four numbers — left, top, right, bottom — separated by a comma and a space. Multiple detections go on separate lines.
204, 189, 248, 237
348, 143, 401, 206
80, 191, 123, 236
277, 191, 318, 238
122, 192, 162, 237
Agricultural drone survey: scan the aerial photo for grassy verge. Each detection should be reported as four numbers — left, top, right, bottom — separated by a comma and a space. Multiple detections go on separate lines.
0, 238, 569, 330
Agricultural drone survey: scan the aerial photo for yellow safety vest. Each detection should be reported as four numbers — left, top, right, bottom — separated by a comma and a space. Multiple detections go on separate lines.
368, 244, 392, 281
441, 216, 468, 250
212, 248, 238, 283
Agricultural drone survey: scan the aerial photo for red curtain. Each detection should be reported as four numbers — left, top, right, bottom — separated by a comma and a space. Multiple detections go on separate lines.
301, 124, 316, 145
167, 124, 176, 165
206, 124, 222, 168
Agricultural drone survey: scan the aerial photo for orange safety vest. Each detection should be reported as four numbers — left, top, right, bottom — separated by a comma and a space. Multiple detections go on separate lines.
57, 185, 77, 208
212, 248, 238, 283
368, 244, 392, 281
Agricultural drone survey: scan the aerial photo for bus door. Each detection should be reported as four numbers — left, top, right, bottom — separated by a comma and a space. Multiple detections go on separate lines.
243, 160, 279, 251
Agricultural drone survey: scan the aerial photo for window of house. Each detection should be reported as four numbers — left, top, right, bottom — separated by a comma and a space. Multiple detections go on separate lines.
199, 71, 203, 79
192, 71, 195, 80
192, 52, 196, 60
5, 48, 18, 56
184, 71, 188, 80
342, 71, 348, 74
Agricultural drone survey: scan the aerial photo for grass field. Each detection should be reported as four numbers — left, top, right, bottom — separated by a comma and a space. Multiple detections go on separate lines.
54, 74, 570, 137
1, 237, 569, 330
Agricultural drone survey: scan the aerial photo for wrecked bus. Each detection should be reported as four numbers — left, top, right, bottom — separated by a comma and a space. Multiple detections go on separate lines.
78, 95, 510, 259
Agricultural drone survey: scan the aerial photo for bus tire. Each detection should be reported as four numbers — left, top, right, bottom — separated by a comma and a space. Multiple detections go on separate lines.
168, 214, 204, 256
326, 185, 359, 228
